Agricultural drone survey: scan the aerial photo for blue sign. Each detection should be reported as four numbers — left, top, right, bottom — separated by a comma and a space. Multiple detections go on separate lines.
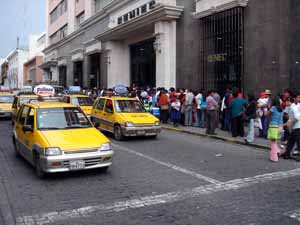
114, 85, 128, 96
68, 86, 81, 93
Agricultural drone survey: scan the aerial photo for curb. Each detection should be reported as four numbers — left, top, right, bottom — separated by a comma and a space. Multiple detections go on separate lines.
162, 126, 270, 151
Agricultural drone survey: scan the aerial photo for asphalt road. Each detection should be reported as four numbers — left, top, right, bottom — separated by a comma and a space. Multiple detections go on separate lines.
0, 118, 300, 225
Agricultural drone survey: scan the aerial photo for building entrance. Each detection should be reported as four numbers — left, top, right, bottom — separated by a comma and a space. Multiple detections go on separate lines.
89, 53, 101, 89
59, 66, 67, 87
73, 61, 83, 87
130, 38, 156, 88
200, 7, 244, 94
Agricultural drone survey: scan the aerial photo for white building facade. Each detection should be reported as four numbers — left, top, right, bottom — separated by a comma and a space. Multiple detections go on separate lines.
7, 49, 28, 89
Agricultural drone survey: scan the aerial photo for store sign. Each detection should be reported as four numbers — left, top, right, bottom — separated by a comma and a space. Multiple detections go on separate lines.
34, 85, 55, 96
207, 53, 227, 63
117, 0, 156, 26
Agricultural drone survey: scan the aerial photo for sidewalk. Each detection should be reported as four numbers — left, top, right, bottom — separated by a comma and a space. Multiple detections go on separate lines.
162, 124, 270, 151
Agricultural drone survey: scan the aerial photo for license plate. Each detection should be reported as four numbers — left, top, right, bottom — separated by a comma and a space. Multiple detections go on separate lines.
137, 130, 146, 135
69, 160, 85, 170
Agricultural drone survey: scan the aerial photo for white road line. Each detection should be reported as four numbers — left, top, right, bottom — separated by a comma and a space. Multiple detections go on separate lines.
16, 168, 300, 225
111, 143, 222, 185
284, 209, 300, 223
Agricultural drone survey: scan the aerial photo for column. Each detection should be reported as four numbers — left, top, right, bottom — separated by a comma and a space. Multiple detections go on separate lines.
105, 41, 130, 88
83, 55, 90, 88
155, 20, 177, 89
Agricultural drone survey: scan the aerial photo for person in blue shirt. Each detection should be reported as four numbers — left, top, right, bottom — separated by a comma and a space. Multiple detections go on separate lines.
230, 89, 248, 137
267, 96, 284, 162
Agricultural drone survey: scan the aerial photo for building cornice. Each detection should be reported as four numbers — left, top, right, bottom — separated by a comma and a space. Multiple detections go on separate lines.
96, 4, 184, 42
192, 0, 249, 19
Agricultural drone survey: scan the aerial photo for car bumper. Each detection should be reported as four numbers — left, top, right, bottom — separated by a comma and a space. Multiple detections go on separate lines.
40, 150, 114, 173
0, 111, 11, 118
121, 126, 161, 137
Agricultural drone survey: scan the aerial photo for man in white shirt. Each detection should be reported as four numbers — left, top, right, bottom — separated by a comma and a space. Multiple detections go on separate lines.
283, 93, 300, 159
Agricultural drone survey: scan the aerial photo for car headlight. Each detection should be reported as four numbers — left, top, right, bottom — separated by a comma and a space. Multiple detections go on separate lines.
155, 121, 160, 126
125, 122, 134, 127
99, 143, 111, 151
45, 147, 62, 156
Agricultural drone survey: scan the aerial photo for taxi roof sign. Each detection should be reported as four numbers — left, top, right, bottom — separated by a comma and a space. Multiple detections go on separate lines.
34, 85, 55, 97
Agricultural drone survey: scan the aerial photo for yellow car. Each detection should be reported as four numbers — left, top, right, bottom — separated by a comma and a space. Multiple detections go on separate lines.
12, 93, 38, 124
12, 101, 113, 178
91, 96, 161, 140
0, 92, 14, 118
64, 94, 94, 117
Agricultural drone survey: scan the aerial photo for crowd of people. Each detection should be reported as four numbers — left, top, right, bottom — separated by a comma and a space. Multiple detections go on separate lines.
83, 85, 300, 163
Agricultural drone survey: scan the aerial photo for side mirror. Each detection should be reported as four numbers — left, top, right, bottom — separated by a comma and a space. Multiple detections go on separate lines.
22, 125, 33, 133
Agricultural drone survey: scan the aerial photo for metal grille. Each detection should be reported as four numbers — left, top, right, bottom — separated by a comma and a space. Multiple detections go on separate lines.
200, 7, 244, 94
64, 149, 99, 154
63, 157, 102, 167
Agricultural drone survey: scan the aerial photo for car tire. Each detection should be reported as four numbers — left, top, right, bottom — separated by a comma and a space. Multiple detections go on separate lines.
34, 153, 46, 179
99, 166, 109, 173
150, 135, 157, 139
114, 125, 123, 141
12, 136, 21, 157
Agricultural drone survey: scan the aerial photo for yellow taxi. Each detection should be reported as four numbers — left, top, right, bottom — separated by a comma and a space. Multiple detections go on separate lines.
91, 96, 161, 140
63, 94, 94, 117
0, 92, 14, 118
12, 101, 113, 178
12, 93, 38, 124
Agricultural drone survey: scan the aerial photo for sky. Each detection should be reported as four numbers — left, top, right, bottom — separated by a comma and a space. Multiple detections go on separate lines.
0, 0, 46, 58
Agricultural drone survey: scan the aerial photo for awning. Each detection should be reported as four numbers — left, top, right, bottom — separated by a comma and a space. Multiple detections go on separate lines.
39, 61, 57, 70
95, 4, 183, 42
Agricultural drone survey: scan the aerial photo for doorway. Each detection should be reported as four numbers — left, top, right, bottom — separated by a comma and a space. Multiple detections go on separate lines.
59, 66, 67, 87
73, 61, 83, 87
89, 53, 101, 89
130, 38, 156, 88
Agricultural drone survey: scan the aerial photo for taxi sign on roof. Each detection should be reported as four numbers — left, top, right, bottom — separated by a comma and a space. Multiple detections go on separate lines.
113, 85, 128, 96
68, 86, 81, 92
34, 85, 55, 97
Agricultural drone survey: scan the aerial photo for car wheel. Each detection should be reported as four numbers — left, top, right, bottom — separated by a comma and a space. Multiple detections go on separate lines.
114, 125, 123, 141
99, 166, 109, 173
150, 135, 157, 139
34, 154, 46, 179
12, 137, 21, 157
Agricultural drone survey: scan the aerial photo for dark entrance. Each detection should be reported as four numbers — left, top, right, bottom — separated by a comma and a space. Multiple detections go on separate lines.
200, 7, 244, 94
130, 38, 156, 88
89, 53, 101, 89
73, 61, 83, 87
59, 66, 67, 87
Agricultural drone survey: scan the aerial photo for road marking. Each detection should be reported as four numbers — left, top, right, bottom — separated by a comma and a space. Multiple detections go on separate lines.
284, 209, 300, 223
16, 168, 300, 225
111, 143, 222, 185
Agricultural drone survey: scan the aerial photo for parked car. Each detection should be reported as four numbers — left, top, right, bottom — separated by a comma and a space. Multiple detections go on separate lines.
91, 96, 161, 140
12, 101, 113, 178
0, 92, 14, 118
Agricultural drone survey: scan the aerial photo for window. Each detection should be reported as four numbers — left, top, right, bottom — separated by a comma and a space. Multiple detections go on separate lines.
76, 12, 85, 28
71, 97, 93, 106
25, 108, 34, 127
50, 0, 68, 24
105, 99, 113, 113
50, 24, 68, 44
114, 100, 145, 113
96, 98, 105, 110
94, 0, 113, 13
18, 106, 30, 125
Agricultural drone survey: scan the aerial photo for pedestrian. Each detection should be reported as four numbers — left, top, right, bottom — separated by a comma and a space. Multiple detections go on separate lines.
206, 90, 218, 135
282, 93, 300, 160
221, 87, 232, 131
258, 90, 272, 138
245, 93, 257, 144
213, 90, 221, 129
266, 96, 284, 162
281, 97, 292, 145
158, 89, 169, 124
184, 89, 194, 126
195, 90, 204, 128
230, 88, 248, 137
179, 89, 186, 125
170, 95, 181, 127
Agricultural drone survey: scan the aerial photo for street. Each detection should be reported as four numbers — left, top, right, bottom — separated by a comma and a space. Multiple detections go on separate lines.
1, 118, 300, 225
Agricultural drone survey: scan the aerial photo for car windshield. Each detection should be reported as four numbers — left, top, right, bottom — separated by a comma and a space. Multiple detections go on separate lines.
19, 97, 38, 105
37, 107, 92, 130
71, 97, 93, 106
114, 100, 145, 113
0, 96, 14, 103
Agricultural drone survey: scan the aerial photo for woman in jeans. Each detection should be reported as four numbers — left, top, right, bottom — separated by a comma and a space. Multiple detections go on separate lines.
245, 94, 257, 143
267, 97, 284, 162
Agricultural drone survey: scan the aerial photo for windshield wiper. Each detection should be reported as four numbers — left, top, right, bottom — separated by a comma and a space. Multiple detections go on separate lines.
63, 125, 91, 129
39, 127, 61, 130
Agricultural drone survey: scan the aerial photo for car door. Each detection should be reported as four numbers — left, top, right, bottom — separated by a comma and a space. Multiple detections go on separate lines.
15, 105, 30, 159
93, 98, 106, 128
103, 99, 115, 132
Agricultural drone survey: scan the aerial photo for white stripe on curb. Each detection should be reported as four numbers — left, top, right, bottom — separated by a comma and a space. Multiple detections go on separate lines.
111, 143, 222, 185
16, 168, 300, 225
